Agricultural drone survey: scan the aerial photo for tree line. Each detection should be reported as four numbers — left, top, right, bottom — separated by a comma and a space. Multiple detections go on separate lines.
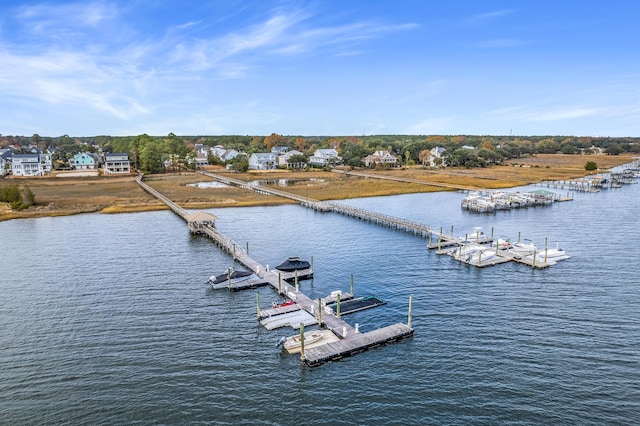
2, 133, 638, 172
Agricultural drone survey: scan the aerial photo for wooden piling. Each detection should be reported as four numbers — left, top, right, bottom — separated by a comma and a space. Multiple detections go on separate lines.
256, 293, 260, 320
299, 323, 305, 361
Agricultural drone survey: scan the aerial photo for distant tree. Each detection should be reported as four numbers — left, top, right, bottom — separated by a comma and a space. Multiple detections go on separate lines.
264, 133, 287, 150
418, 149, 431, 167
605, 144, 623, 155
585, 161, 598, 171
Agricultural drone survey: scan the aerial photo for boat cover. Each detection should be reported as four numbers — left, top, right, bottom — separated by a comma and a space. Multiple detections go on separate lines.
275, 257, 311, 272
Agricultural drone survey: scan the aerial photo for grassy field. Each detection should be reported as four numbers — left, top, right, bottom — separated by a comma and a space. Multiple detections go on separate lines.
0, 153, 636, 221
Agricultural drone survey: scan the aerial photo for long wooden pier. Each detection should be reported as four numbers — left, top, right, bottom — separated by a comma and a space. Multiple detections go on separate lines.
136, 174, 414, 366
198, 170, 438, 237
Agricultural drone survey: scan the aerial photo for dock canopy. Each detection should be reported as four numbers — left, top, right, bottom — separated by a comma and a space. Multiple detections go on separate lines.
185, 211, 218, 224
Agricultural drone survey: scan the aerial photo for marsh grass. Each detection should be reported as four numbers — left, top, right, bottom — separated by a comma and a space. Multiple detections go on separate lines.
0, 153, 635, 221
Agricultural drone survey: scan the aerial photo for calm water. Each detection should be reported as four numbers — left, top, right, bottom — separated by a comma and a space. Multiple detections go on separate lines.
1, 176, 639, 424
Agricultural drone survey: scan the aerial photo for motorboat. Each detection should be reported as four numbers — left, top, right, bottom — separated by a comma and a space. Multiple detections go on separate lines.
535, 244, 569, 261
208, 267, 260, 288
511, 239, 536, 255
460, 226, 485, 242
467, 247, 500, 264
275, 256, 311, 272
272, 299, 295, 309
274, 256, 314, 281
491, 236, 512, 250
282, 330, 324, 351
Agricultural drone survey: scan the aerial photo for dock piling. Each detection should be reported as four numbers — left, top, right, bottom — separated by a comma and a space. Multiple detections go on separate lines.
350, 274, 354, 296
317, 298, 322, 326
299, 323, 305, 361
256, 293, 260, 320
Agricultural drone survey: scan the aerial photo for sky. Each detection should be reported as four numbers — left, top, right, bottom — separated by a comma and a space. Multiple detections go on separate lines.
1, 0, 639, 137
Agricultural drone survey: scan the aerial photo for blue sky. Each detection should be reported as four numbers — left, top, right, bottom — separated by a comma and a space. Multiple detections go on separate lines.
1, 1, 639, 137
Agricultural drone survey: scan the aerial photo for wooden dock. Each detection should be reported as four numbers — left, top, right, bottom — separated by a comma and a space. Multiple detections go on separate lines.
303, 323, 414, 367
136, 174, 414, 366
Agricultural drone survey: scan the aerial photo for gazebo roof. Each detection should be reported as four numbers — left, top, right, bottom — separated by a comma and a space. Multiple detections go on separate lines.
185, 211, 218, 223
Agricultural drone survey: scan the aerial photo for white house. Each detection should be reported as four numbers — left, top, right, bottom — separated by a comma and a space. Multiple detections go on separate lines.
363, 150, 398, 167
11, 153, 52, 176
0, 156, 6, 176
103, 153, 131, 174
427, 146, 447, 167
309, 148, 341, 167
271, 146, 289, 156
248, 153, 276, 170
210, 145, 240, 162
70, 152, 97, 170
277, 150, 305, 168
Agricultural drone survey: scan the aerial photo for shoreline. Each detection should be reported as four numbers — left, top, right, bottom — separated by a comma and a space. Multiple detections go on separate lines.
1, 154, 635, 222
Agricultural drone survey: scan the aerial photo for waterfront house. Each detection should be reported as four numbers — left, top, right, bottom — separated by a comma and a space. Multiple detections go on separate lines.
11, 153, 52, 176
309, 148, 341, 167
0, 156, 6, 175
210, 146, 240, 163
70, 152, 97, 170
427, 146, 447, 167
277, 150, 306, 169
363, 150, 399, 167
103, 153, 131, 174
271, 146, 289, 156
248, 153, 276, 170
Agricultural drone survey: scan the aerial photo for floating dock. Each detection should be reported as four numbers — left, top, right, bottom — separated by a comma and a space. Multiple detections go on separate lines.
135, 174, 414, 366
325, 296, 387, 316
303, 323, 414, 367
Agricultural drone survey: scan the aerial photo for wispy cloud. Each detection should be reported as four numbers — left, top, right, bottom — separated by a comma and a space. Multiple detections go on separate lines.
466, 9, 514, 25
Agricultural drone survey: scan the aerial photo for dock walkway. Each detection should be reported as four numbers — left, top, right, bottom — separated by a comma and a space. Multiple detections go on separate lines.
136, 174, 414, 366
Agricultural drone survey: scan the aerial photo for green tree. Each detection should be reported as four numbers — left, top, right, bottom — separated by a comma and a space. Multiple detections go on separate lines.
585, 161, 598, 171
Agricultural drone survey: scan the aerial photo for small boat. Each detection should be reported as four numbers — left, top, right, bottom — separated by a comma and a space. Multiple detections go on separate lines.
467, 247, 499, 264
491, 236, 512, 250
274, 256, 311, 272
460, 227, 485, 242
536, 243, 569, 260
272, 299, 295, 309
511, 239, 537, 255
208, 267, 260, 288
274, 256, 314, 281
282, 330, 324, 351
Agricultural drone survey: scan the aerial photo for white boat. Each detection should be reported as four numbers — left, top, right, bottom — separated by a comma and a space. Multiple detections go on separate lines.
282, 330, 324, 351
467, 247, 500, 264
535, 244, 570, 261
511, 239, 536, 255
491, 236, 512, 250
208, 267, 260, 289
460, 226, 485, 242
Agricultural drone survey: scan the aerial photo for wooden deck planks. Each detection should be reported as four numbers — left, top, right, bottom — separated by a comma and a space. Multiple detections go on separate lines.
303, 323, 414, 367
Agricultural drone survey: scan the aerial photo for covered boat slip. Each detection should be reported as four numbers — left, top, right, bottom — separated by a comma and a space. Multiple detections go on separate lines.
324, 296, 387, 315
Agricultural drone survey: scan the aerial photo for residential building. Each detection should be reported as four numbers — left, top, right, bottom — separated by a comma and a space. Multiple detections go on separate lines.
309, 148, 341, 167
271, 146, 289, 156
363, 150, 399, 167
277, 150, 306, 168
248, 153, 276, 170
103, 153, 131, 174
210, 145, 240, 162
427, 146, 447, 167
70, 152, 97, 170
0, 156, 6, 176
11, 153, 52, 176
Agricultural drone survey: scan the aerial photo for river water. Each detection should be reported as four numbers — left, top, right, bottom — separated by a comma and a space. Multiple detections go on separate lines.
1, 174, 639, 424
